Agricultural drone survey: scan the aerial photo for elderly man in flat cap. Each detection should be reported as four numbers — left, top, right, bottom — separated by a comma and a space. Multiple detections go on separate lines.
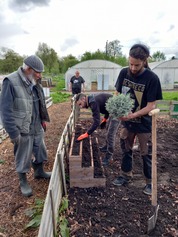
0, 55, 51, 197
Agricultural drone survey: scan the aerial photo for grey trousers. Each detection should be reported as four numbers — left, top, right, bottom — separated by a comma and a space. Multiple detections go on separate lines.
14, 131, 48, 173
106, 118, 120, 155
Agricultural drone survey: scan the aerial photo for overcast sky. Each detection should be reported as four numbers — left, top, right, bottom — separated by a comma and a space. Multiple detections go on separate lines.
1, 0, 178, 59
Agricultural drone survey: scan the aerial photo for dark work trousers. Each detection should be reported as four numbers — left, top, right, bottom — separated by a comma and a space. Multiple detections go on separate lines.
105, 118, 120, 157
14, 131, 47, 173
120, 127, 152, 183
72, 88, 81, 96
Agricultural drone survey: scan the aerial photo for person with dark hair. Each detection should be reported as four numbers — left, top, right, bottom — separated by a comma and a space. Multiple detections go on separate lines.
0, 55, 51, 197
76, 92, 121, 165
69, 71, 85, 96
112, 43, 162, 196
75, 93, 113, 142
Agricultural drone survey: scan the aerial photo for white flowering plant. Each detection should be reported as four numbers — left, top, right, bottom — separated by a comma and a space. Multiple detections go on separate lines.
106, 94, 134, 119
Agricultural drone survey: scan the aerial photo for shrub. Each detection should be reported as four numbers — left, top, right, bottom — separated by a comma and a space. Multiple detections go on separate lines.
51, 92, 70, 103
106, 94, 134, 118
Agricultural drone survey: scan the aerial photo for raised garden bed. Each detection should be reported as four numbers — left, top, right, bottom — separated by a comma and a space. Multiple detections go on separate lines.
69, 120, 106, 188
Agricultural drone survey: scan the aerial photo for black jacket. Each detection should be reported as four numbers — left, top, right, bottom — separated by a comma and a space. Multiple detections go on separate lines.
87, 93, 112, 135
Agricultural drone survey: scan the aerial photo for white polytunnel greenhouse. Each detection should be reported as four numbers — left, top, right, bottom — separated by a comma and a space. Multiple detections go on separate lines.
149, 59, 178, 90
65, 59, 122, 91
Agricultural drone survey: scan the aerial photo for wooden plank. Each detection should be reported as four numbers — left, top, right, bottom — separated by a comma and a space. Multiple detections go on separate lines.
78, 115, 92, 119
157, 106, 170, 110
156, 100, 170, 105
69, 166, 94, 179
69, 133, 75, 156
159, 111, 170, 115
49, 189, 57, 237
170, 112, 178, 116
70, 177, 106, 188
80, 111, 92, 115
69, 132, 83, 158
89, 136, 94, 168
69, 156, 82, 167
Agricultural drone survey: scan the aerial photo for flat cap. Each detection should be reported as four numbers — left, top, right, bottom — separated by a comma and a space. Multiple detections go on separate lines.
24, 55, 44, 72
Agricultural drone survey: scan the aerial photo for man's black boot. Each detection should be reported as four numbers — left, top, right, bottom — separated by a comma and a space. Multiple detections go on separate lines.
18, 173, 33, 197
32, 162, 51, 179
102, 152, 113, 166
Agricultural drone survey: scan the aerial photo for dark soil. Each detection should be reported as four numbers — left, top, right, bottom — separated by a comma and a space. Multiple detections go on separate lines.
82, 137, 92, 167
92, 135, 104, 178
0, 101, 178, 237
72, 121, 92, 167
72, 123, 82, 156
67, 117, 178, 237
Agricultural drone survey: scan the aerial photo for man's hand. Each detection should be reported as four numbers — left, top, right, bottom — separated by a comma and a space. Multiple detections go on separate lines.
119, 112, 134, 121
100, 118, 107, 129
76, 132, 89, 142
11, 134, 21, 144
42, 122, 47, 132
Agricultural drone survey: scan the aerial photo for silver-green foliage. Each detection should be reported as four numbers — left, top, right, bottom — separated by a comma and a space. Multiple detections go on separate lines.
106, 94, 134, 118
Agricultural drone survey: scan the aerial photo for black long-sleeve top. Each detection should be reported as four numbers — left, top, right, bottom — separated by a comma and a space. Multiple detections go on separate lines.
87, 93, 113, 135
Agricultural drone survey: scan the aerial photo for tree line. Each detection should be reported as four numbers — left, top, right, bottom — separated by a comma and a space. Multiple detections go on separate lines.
0, 40, 166, 74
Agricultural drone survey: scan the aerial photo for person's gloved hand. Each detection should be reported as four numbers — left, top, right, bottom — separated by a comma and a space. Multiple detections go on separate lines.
42, 122, 47, 132
76, 132, 89, 142
100, 118, 107, 129
11, 134, 21, 144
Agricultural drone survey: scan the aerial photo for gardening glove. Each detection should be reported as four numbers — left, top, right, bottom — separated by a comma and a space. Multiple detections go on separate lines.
42, 122, 47, 132
76, 132, 89, 142
100, 118, 107, 129
11, 134, 21, 144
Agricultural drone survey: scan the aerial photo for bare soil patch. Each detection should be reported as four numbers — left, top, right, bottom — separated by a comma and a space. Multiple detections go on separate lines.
67, 117, 178, 237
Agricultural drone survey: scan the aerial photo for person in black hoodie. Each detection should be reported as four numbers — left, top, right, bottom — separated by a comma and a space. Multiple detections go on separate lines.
75, 93, 121, 166
0, 55, 51, 197
75, 93, 112, 141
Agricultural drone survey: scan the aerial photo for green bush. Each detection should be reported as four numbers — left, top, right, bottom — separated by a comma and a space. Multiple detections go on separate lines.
162, 91, 178, 100
50, 74, 65, 92
106, 94, 134, 118
51, 92, 70, 103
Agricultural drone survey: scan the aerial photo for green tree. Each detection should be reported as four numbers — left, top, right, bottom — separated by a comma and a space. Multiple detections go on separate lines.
106, 40, 123, 58
91, 50, 106, 60
0, 48, 23, 73
59, 54, 79, 73
81, 50, 106, 61
114, 56, 128, 67
80, 51, 93, 61
152, 51, 166, 61
36, 43, 58, 73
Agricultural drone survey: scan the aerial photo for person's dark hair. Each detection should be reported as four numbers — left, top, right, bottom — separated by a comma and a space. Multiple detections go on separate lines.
129, 44, 150, 69
75, 93, 86, 102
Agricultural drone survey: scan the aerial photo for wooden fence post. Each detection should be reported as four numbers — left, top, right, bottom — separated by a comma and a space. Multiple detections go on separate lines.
58, 153, 67, 195
49, 189, 57, 237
